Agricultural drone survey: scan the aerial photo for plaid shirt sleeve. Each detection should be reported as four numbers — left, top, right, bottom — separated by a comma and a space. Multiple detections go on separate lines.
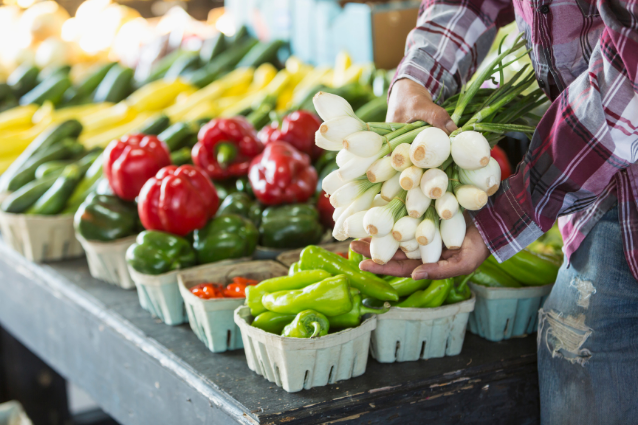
472, 0, 638, 263
391, 0, 515, 101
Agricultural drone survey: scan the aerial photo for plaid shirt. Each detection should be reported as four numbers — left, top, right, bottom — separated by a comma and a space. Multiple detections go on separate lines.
394, 0, 638, 279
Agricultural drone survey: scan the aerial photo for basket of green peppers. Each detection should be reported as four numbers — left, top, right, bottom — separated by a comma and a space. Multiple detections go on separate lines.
0, 120, 105, 262
467, 242, 560, 342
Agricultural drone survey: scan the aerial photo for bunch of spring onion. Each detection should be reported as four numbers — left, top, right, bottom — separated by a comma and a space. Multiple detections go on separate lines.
314, 34, 547, 265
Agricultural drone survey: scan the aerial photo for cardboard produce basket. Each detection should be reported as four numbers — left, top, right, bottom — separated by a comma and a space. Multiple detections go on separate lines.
235, 306, 376, 393
128, 257, 251, 326
370, 295, 476, 363
468, 282, 553, 342
76, 234, 137, 289
178, 261, 288, 353
276, 241, 351, 267
0, 211, 83, 262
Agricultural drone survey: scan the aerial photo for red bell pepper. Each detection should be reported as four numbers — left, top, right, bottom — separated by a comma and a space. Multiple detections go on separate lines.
192, 117, 264, 180
248, 141, 317, 205
317, 190, 335, 228
138, 165, 219, 236
258, 110, 323, 160
103, 134, 171, 201
491, 145, 513, 180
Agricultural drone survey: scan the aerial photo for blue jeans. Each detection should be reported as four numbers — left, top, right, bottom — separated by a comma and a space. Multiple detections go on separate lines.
538, 205, 638, 425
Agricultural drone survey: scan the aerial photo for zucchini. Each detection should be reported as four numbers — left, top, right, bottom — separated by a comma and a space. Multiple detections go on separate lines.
139, 49, 189, 86
236, 40, 284, 68
65, 62, 117, 103
62, 153, 104, 214
164, 53, 201, 79
0, 83, 12, 102
39, 65, 71, 81
137, 114, 170, 135
187, 38, 259, 88
8, 64, 39, 98
200, 33, 227, 63
95, 177, 114, 196
169, 147, 193, 165
0, 119, 83, 192
35, 160, 74, 179
1, 171, 63, 213
27, 164, 83, 215
232, 26, 249, 44
158, 122, 196, 151
93, 65, 133, 103
19, 74, 71, 106
372, 70, 390, 97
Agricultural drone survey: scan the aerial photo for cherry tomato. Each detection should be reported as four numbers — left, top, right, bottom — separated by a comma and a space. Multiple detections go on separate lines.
190, 283, 224, 299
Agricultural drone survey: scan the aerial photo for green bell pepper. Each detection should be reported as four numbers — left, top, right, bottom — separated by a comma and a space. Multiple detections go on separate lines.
126, 230, 196, 275
445, 274, 473, 305
74, 193, 138, 242
259, 204, 324, 249
281, 310, 330, 338
329, 289, 390, 329
262, 275, 353, 317
245, 270, 331, 316
299, 245, 399, 301
387, 277, 431, 297
216, 192, 262, 224
192, 214, 258, 265
251, 311, 296, 334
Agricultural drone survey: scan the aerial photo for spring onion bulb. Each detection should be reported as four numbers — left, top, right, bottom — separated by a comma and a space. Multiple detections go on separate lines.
363, 190, 407, 237
405, 249, 422, 260
419, 226, 442, 263
343, 131, 385, 157
454, 184, 488, 210
406, 187, 431, 218
315, 132, 342, 151
313, 91, 358, 121
344, 211, 368, 239
390, 143, 413, 171
459, 157, 501, 195
400, 166, 424, 190
400, 239, 419, 253
320, 116, 366, 143
415, 206, 438, 246
366, 157, 396, 183
332, 184, 381, 240
435, 192, 459, 220
372, 194, 389, 207
392, 216, 420, 242
330, 179, 376, 208
380, 173, 402, 201
322, 170, 349, 195
409, 127, 450, 168
450, 131, 490, 170
370, 233, 401, 265
440, 209, 466, 250
420, 168, 448, 199
336, 149, 357, 167
333, 206, 346, 222
338, 154, 378, 181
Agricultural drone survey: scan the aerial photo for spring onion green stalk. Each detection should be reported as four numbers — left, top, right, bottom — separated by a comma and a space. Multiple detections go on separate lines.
380, 173, 402, 201
333, 184, 381, 240
435, 192, 459, 220
440, 209, 466, 250
450, 131, 490, 170
390, 143, 413, 171
343, 211, 368, 239
450, 167, 487, 210
320, 116, 367, 143
336, 149, 358, 167
459, 157, 501, 195
322, 170, 349, 195
420, 168, 448, 199
409, 127, 451, 168
399, 239, 419, 253
415, 206, 438, 246
399, 166, 424, 190
405, 249, 422, 260
343, 131, 384, 157
313, 91, 358, 121
363, 190, 407, 237
406, 187, 431, 218
392, 216, 421, 242
372, 194, 389, 207
338, 154, 378, 181
315, 132, 343, 151
366, 157, 396, 183
330, 179, 377, 208
370, 233, 401, 265
419, 225, 442, 264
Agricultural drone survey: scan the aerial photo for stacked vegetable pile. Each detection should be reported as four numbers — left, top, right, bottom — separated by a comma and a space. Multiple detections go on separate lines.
314, 36, 545, 265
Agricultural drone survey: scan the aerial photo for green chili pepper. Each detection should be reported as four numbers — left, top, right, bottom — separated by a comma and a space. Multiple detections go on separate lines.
387, 276, 431, 297
251, 311, 296, 334
348, 247, 364, 265
395, 280, 449, 308
445, 273, 474, 304
472, 261, 521, 287
489, 250, 560, 286
329, 289, 390, 329
421, 278, 454, 308
288, 261, 303, 276
299, 245, 399, 301
262, 275, 353, 317
281, 310, 330, 338
125, 230, 196, 275
245, 270, 331, 316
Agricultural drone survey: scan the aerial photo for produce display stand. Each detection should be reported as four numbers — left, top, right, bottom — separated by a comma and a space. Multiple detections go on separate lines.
0, 240, 540, 424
